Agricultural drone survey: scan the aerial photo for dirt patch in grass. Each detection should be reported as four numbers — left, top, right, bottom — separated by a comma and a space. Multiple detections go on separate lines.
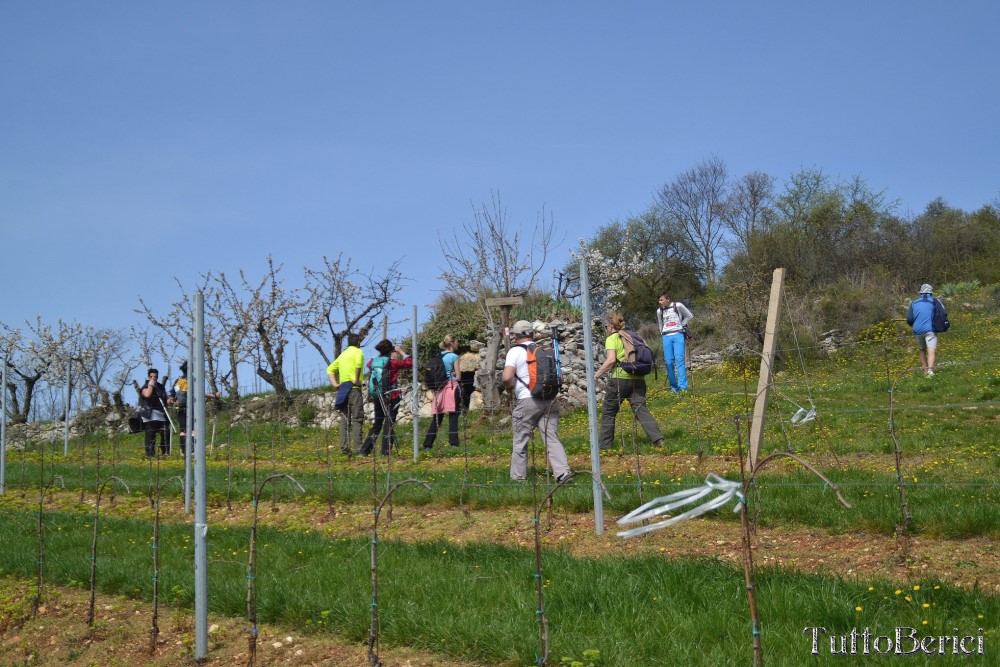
0, 577, 487, 667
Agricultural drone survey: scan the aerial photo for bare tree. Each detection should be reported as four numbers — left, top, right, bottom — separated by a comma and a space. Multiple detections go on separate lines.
440, 192, 558, 329
215, 256, 298, 401
438, 192, 559, 410
720, 171, 777, 261
656, 156, 729, 285
298, 254, 406, 364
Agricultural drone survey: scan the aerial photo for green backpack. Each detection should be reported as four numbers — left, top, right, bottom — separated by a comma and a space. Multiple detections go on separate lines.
368, 356, 391, 397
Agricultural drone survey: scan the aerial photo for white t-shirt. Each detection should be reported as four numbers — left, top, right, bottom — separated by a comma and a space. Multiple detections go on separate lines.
658, 302, 692, 335
504, 343, 533, 401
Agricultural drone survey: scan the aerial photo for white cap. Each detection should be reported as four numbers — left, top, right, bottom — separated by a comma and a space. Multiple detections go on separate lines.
511, 320, 534, 337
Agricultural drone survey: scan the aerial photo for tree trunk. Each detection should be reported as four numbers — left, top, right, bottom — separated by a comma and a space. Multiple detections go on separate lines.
8, 373, 42, 424
256, 324, 289, 402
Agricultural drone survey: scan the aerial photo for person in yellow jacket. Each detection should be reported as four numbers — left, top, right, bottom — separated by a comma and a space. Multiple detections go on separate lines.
327, 333, 365, 454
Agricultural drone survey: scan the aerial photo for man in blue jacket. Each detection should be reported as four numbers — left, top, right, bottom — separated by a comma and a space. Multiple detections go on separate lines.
905, 284, 940, 377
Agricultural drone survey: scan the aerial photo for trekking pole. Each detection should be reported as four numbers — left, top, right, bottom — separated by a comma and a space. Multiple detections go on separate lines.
157, 396, 177, 434
550, 324, 562, 377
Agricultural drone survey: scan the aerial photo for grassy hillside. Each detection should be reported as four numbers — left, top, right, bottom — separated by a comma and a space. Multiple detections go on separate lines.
1, 287, 998, 666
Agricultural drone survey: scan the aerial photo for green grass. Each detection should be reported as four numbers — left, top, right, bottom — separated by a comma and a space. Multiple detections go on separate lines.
4, 461, 999, 538
0, 507, 995, 667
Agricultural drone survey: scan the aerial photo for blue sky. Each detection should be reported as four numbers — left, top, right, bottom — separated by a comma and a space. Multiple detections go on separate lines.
2, 1, 998, 364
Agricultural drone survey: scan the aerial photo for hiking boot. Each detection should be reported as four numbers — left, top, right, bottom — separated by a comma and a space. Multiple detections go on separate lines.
653, 439, 665, 448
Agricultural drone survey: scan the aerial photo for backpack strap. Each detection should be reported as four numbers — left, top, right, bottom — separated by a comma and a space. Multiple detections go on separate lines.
614, 331, 629, 368
514, 342, 535, 388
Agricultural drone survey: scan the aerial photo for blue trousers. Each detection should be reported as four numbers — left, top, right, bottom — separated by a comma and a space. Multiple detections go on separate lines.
661, 333, 688, 391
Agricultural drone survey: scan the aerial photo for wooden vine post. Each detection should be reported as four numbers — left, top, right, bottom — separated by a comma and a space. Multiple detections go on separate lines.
748, 268, 785, 472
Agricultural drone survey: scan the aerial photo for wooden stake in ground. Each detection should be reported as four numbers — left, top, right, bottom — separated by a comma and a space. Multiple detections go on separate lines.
748, 268, 785, 472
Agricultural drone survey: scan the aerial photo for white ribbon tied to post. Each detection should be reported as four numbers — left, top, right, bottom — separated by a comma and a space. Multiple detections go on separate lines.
617, 473, 744, 538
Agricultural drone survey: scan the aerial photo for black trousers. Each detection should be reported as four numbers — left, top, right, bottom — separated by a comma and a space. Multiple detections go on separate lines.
460, 372, 475, 412
177, 406, 188, 453
361, 396, 401, 455
143, 420, 169, 456
423, 411, 459, 447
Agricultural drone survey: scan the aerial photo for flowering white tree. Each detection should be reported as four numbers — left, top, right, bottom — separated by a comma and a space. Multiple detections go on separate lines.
564, 207, 696, 323
73, 326, 139, 410
214, 256, 299, 401
138, 274, 234, 398
0, 318, 81, 423
297, 254, 406, 364
567, 238, 644, 314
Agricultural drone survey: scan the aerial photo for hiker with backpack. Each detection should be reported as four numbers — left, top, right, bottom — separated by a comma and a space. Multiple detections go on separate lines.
656, 292, 694, 393
327, 333, 365, 454
135, 367, 170, 457
360, 339, 412, 456
422, 334, 461, 449
906, 283, 949, 377
167, 360, 221, 455
502, 320, 572, 483
594, 312, 665, 451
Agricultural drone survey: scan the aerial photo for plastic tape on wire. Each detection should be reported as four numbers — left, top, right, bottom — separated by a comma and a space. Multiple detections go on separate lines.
616, 474, 742, 539
790, 405, 817, 425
